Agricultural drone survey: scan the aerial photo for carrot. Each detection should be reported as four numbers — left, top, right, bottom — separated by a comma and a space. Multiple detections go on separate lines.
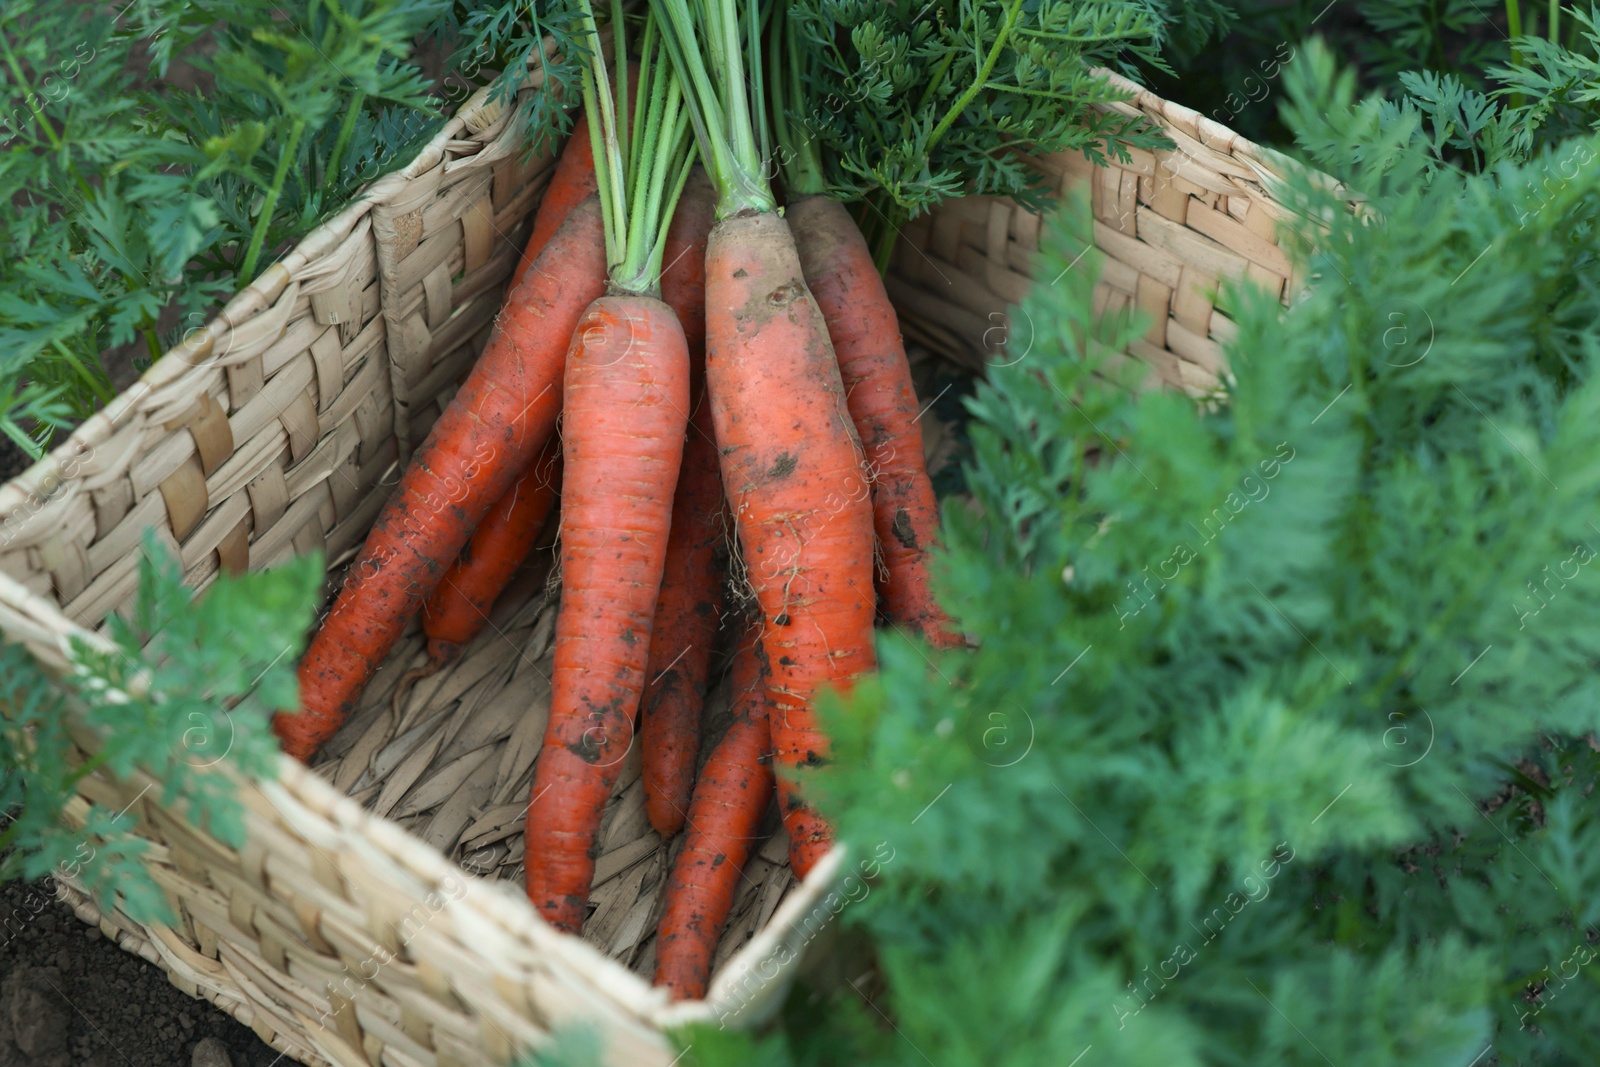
509, 114, 597, 292
654, 623, 774, 1000
655, 0, 878, 880
421, 436, 563, 666
703, 212, 876, 879
523, 294, 689, 931
639, 166, 723, 837
640, 396, 728, 837
660, 166, 714, 363
274, 197, 607, 761
523, 9, 698, 931
788, 195, 961, 648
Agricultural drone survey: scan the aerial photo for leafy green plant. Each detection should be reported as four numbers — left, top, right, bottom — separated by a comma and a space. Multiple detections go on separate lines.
0, 0, 446, 457
667, 37, 1600, 1067
1281, 13, 1600, 176
0, 533, 322, 922
783, 0, 1176, 264
440, 0, 589, 158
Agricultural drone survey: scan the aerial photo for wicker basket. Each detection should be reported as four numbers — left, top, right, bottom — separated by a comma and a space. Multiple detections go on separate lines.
0, 63, 1319, 1067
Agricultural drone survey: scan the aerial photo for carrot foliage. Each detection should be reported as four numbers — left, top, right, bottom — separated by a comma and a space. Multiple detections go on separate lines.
782, 0, 1176, 262
670, 37, 1600, 1067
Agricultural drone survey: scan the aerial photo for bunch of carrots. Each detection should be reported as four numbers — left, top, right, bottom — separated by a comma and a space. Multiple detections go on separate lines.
272, 0, 960, 1002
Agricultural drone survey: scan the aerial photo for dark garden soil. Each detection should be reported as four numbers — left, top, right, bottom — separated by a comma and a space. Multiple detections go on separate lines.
0, 876, 282, 1067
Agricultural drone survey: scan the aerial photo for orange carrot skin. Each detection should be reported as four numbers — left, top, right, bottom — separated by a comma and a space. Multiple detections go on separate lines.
641, 397, 728, 838
655, 626, 774, 1001
788, 196, 960, 648
275, 198, 607, 762
703, 212, 877, 879
421, 436, 563, 665
641, 168, 723, 837
660, 167, 714, 362
510, 115, 597, 292
525, 296, 690, 931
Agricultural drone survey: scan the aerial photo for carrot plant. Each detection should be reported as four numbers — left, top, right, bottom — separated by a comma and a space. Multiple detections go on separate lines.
654, 0, 879, 880
524, 0, 700, 931
0, 0, 444, 457
784, 0, 1174, 265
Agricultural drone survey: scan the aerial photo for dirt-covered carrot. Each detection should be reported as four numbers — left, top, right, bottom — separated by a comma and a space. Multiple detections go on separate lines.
640, 166, 723, 837
422, 436, 563, 665
640, 397, 728, 838
770, 14, 961, 648
661, 165, 714, 364
654, 623, 774, 1000
787, 200, 960, 647
524, 8, 698, 931
655, 0, 877, 879
274, 199, 606, 762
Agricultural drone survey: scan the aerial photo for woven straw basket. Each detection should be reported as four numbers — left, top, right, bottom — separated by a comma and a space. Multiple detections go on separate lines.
0, 60, 1318, 1067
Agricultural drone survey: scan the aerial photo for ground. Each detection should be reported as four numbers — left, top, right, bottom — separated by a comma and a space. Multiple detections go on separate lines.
0, 875, 281, 1067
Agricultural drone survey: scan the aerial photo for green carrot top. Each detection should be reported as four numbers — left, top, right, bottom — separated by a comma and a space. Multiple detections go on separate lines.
577, 0, 697, 296
650, 0, 778, 219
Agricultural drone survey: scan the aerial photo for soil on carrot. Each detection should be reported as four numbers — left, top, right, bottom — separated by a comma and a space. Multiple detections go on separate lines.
0, 875, 280, 1067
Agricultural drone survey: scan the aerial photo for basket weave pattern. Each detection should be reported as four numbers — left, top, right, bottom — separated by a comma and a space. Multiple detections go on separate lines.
0, 67, 1312, 1067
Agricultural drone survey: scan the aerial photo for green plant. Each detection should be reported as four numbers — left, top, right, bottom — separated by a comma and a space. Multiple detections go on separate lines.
441, 0, 589, 157
783, 0, 1176, 265
1278, 10, 1600, 177
0, 0, 445, 457
0, 533, 322, 922
668, 38, 1600, 1067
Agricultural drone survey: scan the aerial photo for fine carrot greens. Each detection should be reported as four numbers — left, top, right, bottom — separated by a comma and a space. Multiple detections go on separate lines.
523, 1, 699, 932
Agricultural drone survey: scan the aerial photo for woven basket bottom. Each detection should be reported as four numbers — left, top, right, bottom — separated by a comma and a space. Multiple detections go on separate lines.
306, 342, 968, 988
311, 581, 797, 981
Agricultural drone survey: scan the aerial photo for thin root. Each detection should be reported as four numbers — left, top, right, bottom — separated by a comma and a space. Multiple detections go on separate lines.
391, 660, 443, 718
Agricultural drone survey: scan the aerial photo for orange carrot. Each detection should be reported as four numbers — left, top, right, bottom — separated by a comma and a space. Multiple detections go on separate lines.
640, 396, 728, 837
524, 295, 690, 932
704, 210, 877, 879
521, 7, 698, 928
422, 436, 563, 665
654, 622, 774, 1000
788, 195, 961, 647
510, 113, 597, 292
640, 166, 723, 837
274, 197, 607, 761
660, 166, 714, 362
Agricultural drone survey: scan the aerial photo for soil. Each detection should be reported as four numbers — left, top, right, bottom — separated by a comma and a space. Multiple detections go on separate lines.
0, 876, 282, 1067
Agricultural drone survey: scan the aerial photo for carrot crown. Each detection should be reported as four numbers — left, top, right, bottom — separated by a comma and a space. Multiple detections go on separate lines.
578, 1, 696, 296
650, 0, 778, 219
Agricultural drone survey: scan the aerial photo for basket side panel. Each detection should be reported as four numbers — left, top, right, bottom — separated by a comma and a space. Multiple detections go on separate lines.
885, 81, 1337, 395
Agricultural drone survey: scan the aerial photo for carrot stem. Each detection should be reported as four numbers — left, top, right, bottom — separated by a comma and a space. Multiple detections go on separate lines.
652, 0, 775, 218
925, 0, 1026, 158
239, 118, 306, 286
579, 0, 694, 295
